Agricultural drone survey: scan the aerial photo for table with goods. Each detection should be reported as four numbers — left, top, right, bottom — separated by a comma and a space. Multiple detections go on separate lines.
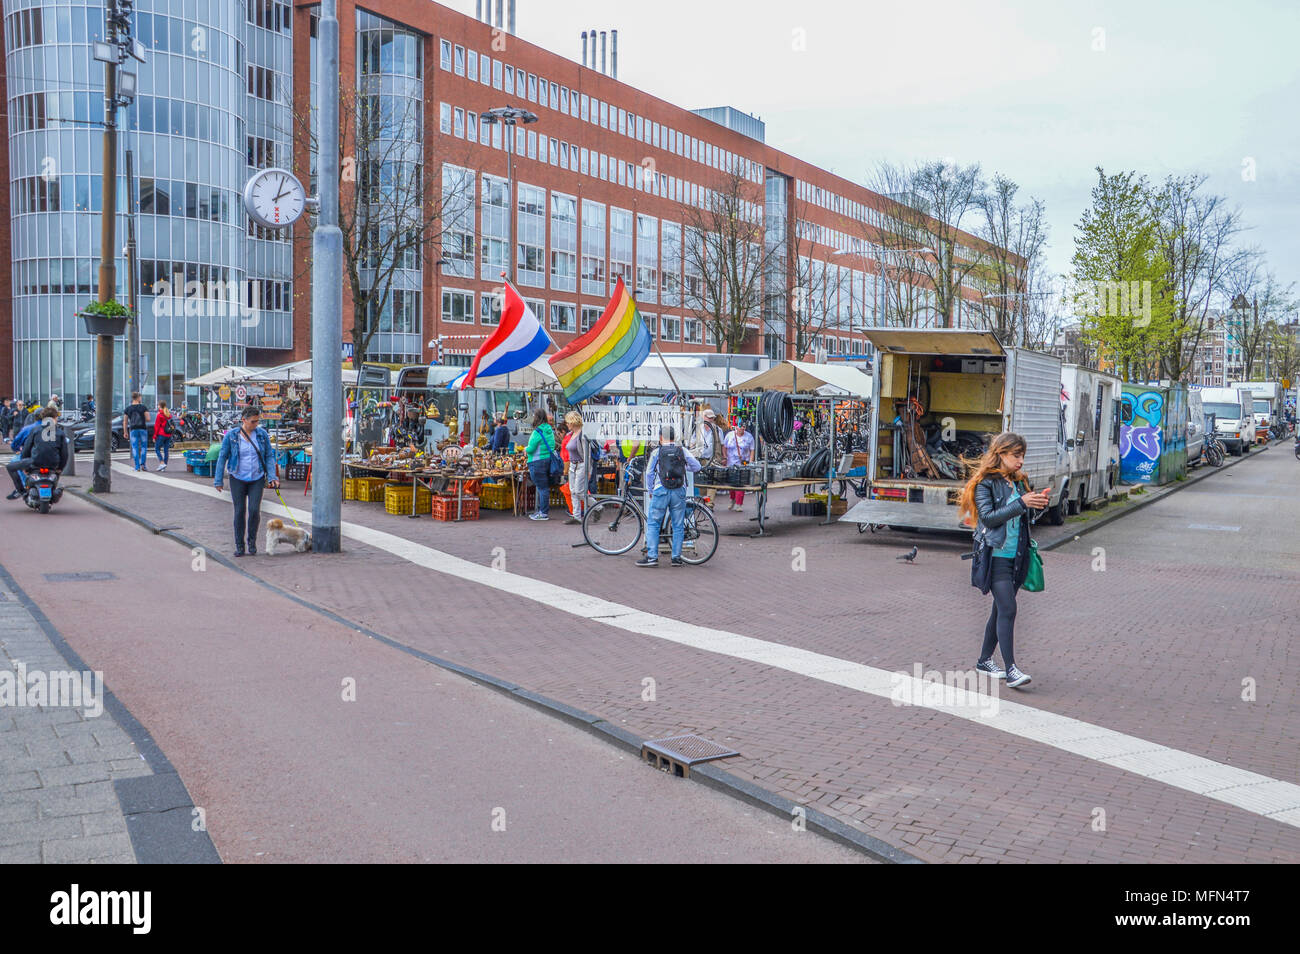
342, 443, 533, 520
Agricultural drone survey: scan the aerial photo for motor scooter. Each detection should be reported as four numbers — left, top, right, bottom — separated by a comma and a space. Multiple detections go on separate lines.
22, 466, 62, 514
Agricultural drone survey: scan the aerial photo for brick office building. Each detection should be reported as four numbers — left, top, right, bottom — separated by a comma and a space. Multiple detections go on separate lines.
1, 0, 1015, 404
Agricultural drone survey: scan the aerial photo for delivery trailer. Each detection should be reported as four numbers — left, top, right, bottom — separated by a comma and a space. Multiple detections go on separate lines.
1060, 365, 1123, 513
840, 329, 1069, 533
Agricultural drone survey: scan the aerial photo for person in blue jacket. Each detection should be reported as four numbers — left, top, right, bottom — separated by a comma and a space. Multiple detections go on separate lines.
214, 406, 281, 557
5, 418, 42, 499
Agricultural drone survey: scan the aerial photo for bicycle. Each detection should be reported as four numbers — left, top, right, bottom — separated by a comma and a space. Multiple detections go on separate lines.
581, 458, 719, 564
1202, 433, 1226, 467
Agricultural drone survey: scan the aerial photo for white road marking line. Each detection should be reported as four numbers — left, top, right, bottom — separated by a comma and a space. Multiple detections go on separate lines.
1187, 524, 1242, 532
117, 464, 1300, 829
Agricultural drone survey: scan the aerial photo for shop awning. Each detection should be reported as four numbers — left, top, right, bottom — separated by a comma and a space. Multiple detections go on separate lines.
185, 365, 266, 386
604, 364, 758, 394
731, 361, 873, 397
246, 359, 363, 385
446, 355, 558, 391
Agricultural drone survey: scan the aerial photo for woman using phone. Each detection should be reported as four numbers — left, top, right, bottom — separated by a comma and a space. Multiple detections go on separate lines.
957, 432, 1050, 688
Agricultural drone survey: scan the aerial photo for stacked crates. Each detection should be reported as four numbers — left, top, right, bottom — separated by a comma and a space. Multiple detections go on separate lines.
432, 494, 479, 521
351, 477, 387, 502
480, 482, 513, 511
384, 482, 431, 515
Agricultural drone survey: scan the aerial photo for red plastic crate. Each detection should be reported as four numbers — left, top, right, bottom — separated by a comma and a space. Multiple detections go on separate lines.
431, 495, 479, 521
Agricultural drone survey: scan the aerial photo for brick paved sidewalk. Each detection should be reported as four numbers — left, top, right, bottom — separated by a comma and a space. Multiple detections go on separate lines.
0, 566, 155, 863
54, 457, 1300, 863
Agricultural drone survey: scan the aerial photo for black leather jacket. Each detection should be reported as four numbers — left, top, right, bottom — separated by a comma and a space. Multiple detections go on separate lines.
970, 476, 1039, 593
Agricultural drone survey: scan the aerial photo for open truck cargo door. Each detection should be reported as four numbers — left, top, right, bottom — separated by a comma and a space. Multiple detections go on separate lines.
856, 328, 1004, 357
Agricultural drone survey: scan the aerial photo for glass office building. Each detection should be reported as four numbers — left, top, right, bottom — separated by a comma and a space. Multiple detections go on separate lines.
2, 0, 293, 408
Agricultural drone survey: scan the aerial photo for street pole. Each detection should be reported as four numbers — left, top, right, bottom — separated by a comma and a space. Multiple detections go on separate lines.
312, 0, 343, 552
506, 120, 516, 285
125, 148, 141, 399
92, 0, 120, 494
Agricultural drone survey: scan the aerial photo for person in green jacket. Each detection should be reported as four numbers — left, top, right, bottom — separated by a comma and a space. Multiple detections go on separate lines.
525, 409, 559, 520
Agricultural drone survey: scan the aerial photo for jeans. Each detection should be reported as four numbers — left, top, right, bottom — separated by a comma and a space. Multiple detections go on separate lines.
979, 557, 1019, 669
646, 487, 687, 561
568, 459, 588, 517
229, 476, 266, 550
129, 429, 148, 469
7, 455, 32, 493
528, 459, 551, 515
154, 434, 172, 464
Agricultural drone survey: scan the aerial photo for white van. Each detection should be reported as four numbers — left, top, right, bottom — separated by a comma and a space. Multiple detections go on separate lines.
1229, 381, 1281, 432
1197, 386, 1255, 455
1186, 389, 1205, 464
1060, 365, 1122, 512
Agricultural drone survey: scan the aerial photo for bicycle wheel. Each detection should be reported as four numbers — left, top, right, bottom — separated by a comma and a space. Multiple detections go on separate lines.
679, 499, 718, 565
582, 498, 643, 555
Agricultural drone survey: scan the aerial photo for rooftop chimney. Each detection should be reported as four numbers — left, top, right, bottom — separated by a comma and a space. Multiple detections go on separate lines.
611, 30, 618, 79
508, 0, 515, 35
581, 31, 588, 67
589, 26, 597, 67
496, 0, 503, 29
600, 31, 607, 74
476, 0, 483, 21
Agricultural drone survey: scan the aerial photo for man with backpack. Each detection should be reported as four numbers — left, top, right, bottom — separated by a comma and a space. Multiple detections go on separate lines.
7, 407, 66, 500
123, 391, 151, 471
636, 424, 702, 568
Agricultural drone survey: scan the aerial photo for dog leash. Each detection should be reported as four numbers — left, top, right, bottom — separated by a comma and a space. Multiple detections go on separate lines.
272, 485, 302, 529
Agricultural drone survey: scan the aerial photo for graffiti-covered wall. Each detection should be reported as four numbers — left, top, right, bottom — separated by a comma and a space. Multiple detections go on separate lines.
1119, 384, 1188, 485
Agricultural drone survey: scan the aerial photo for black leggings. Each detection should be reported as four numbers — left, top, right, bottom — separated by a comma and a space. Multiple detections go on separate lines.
229, 476, 266, 548
979, 557, 1019, 669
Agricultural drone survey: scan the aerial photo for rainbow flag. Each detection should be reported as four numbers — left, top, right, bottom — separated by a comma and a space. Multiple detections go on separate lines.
548, 276, 651, 403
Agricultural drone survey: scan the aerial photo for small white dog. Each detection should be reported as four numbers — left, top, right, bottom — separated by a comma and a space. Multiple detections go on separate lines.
265, 518, 312, 554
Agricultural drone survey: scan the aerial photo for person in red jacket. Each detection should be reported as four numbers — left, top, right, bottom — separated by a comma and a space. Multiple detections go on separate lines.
153, 400, 173, 472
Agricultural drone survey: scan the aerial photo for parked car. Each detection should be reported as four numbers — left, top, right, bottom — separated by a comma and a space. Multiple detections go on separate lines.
71, 410, 156, 452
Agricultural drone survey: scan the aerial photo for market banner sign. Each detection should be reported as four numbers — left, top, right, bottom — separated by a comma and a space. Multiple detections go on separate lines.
217, 386, 231, 400
261, 397, 283, 410
264, 382, 281, 396
261, 412, 282, 421
580, 404, 684, 445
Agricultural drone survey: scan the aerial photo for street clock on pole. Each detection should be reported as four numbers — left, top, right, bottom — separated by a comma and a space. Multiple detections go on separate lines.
243, 168, 310, 230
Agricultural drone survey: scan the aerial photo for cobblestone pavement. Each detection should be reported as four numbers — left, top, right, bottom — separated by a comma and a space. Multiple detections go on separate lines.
0, 567, 150, 863
27, 445, 1300, 863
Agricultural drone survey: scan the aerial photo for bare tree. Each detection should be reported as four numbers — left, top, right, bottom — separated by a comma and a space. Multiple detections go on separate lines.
681, 162, 779, 353
1223, 265, 1297, 380
285, 69, 474, 369
1148, 173, 1244, 380
785, 207, 840, 359
975, 174, 1047, 346
870, 160, 988, 328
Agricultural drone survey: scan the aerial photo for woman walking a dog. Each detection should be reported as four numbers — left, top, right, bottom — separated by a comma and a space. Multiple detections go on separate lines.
957, 432, 1050, 689
214, 406, 281, 557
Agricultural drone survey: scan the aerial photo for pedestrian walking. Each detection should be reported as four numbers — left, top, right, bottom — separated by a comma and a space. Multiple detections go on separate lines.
564, 410, 589, 524
525, 408, 561, 521
153, 400, 173, 472
957, 432, 1051, 689
635, 425, 702, 567
722, 420, 754, 511
0, 398, 13, 440
213, 406, 281, 557
123, 392, 151, 471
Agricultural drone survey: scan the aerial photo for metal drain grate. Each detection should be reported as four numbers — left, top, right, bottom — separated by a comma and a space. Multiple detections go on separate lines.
42, 572, 117, 582
641, 734, 739, 778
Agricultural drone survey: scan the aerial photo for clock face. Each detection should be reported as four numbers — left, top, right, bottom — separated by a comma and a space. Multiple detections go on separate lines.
243, 168, 306, 230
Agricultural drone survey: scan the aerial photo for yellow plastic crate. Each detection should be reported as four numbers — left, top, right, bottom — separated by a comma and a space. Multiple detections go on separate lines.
384, 483, 431, 515
343, 477, 357, 500
480, 482, 514, 510
354, 477, 387, 502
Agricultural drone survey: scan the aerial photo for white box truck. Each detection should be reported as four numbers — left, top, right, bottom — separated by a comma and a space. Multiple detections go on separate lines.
1197, 386, 1256, 455
1229, 381, 1282, 432
1060, 365, 1123, 513
840, 329, 1069, 532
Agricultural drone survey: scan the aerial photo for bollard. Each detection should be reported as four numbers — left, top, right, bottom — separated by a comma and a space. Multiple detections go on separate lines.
62, 433, 76, 477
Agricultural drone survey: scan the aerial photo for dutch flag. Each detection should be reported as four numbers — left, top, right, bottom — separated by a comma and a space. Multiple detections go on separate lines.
457, 279, 552, 389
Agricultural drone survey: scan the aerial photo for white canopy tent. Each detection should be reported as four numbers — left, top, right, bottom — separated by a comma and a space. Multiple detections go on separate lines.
605, 364, 758, 394
184, 365, 265, 387
730, 360, 873, 398
246, 359, 364, 385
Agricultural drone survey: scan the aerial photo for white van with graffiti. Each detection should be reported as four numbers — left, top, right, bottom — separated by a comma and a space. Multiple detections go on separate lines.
1197, 386, 1255, 456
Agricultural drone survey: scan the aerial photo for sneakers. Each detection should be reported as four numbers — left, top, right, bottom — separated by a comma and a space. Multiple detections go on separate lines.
234, 548, 245, 558
563, 516, 579, 525
1006, 665, 1032, 688
528, 512, 549, 521
247, 543, 257, 556
634, 556, 658, 567
670, 557, 685, 567
975, 658, 1007, 679
6, 491, 20, 500
158, 463, 167, 472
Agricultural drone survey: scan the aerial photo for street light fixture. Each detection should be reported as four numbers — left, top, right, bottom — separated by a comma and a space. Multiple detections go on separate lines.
479, 107, 539, 285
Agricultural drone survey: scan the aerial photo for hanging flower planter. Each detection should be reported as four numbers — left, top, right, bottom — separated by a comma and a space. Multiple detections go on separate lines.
78, 299, 132, 337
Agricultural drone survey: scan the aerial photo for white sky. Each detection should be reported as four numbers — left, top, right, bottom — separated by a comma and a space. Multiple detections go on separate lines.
443, 0, 1300, 294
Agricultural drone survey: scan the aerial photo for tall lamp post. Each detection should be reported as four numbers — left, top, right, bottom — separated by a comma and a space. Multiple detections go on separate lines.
86, 0, 143, 492
479, 107, 538, 285
1231, 293, 1258, 379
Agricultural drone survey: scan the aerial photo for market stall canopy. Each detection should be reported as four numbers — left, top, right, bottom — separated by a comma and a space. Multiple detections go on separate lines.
604, 364, 758, 394
246, 359, 364, 385
732, 361, 873, 398
446, 355, 558, 391
185, 365, 265, 386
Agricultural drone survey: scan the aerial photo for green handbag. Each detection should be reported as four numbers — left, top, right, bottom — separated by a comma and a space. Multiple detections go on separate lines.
1022, 539, 1044, 592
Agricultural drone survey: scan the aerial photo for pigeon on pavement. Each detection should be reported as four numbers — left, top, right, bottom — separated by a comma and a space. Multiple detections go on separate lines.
897, 546, 918, 563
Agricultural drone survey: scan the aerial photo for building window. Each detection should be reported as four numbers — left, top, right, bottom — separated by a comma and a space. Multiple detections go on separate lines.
560, 87, 570, 113
516, 183, 546, 288
580, 306, 602, 332
636, 214, 659, 304
440, 39, 452, 70
684, 319, 702, 344
479, 54, 491, 84
441, 164, 476, 279
454, 45, 465, 75
493, 59, 503, 89
480, 174, 510, 281
661, 316, 681, 342
442, 289, 474, 324
453, 107, 464, 138
467, 49, 477, 79
610, 208, 633, 290
660, 221, 681, 307
440, 102, 451, 135
528, 73, 537, 102
480, 292, 502, 326
549, 302, 576, 334
550, 192, 578, 293
642, 312, 658, 338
